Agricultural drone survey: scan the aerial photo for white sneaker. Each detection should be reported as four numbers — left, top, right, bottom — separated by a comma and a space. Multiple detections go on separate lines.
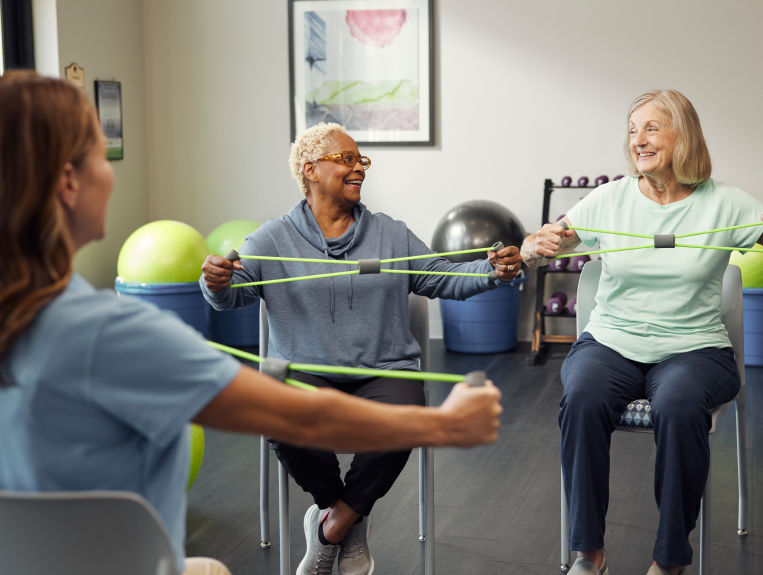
569, 548, 608, 575
338, 515, 374, 575
296, 505, 339, 575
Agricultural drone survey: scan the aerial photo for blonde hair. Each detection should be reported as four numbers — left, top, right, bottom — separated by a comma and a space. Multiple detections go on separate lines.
0, 71, 97, 363
623, 89, 712, 186
289, 122, 348, 197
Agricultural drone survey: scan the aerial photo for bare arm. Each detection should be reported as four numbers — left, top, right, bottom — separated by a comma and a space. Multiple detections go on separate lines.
520, 216, 581, 269
193, 365, 502, 452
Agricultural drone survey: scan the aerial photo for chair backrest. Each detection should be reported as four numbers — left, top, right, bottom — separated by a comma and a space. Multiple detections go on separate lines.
575, 260, 745, 387
259, 294, 430, 372
0, 490, 178, 575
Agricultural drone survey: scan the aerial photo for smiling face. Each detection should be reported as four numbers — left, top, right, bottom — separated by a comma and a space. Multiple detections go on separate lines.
310, 132, 365, 210
628, 100, 678, 180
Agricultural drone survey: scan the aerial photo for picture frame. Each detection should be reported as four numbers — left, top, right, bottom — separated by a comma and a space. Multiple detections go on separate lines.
288, 0, 434, 146
94, 80, 124, 160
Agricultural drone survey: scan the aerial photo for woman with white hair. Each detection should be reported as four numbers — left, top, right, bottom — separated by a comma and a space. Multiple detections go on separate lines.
522, 89, 763, 575
201, 122, 521, 575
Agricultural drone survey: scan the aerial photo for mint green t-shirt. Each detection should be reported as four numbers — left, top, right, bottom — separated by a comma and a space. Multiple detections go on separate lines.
567, 176, 763, 363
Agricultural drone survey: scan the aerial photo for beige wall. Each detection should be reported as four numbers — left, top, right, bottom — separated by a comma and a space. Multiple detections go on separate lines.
54, 0, 763, 338
56, 0, 148, 289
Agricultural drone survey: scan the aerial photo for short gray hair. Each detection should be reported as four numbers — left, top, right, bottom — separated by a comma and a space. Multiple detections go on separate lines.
289, 122, 348, 197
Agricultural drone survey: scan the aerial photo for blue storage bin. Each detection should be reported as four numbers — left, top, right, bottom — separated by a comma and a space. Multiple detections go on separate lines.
114, 279, 210, 338
440, 276, 527, 354
208, 303, 260, 347
742, 288, 763, 366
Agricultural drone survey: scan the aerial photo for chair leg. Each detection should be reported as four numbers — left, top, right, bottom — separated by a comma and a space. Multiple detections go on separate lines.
699, 446, 711, 575
424, 447, 435, 575
734, 394, 749, 535
259, 436, 271, 549
560, 467, 570, 572
278, 462, 290, 575
418, 447, 426, 542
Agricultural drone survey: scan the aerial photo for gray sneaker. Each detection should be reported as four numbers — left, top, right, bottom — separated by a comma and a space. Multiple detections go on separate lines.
569, 548, 608, 575
296, 505, 339, 575
338, 515, 374, 575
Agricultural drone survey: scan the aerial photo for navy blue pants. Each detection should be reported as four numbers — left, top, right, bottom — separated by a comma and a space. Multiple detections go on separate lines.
560, 332, 740, 567
273, 372, 425, 516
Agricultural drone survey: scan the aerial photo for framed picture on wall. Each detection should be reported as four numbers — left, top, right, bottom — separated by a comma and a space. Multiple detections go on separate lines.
94, 80, 124, 160
288, 0, 434, 146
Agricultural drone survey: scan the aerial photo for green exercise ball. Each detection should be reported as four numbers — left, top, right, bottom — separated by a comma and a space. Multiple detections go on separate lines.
206, 219, 261, 257
187, 424, 205, 491
117, 220, 209, 283
729, 244, 763, 288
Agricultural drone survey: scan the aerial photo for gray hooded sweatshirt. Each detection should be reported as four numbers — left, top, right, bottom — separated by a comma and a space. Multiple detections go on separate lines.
201, 200, 501, 380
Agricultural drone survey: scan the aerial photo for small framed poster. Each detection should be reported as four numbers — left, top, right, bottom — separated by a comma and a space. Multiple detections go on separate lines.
94, 80, 124, 160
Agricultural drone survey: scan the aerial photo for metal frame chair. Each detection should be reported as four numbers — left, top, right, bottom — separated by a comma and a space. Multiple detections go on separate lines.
258, 294, 435, 575
560, 261, 749, 573
0, 490, 179, 575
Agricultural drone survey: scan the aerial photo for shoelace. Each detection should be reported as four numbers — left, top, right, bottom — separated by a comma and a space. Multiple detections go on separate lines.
341, 523, 366, 559
311, 549, 337, 575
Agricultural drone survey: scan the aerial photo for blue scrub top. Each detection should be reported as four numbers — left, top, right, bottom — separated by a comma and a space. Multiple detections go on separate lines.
0, 274, 240, 568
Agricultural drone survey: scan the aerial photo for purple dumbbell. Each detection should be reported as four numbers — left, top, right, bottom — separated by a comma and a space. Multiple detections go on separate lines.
567, 295, 578, 316
550, 291, 568, 305
595, 175, 609, 186
569, 254, 590, 272
560, 176, 573, 187
548, 257, 568, 272
577, 176, 589, 187
545, 295, 565, 315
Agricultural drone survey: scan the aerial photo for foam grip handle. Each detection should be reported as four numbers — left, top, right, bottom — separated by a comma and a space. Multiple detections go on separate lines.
260, 357, 291, 382
464, 370, 486, 387
488, 270, 498, 280
559, 221, 569, 231
225, 249, 241, 262
491, 241, 505, 252
653, 234, 675, 248
358, 259, 381, 274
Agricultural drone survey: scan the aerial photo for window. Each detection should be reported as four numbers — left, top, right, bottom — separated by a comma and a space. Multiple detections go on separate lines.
1, 0, 35, 72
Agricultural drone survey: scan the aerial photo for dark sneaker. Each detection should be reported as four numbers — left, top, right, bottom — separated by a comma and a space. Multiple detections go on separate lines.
296, 505, 339, 575
569, 548, 609, 575
338, 515, 374, 575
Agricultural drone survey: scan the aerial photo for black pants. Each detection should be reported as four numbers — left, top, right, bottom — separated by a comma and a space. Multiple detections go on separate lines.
273, 372, 426, 516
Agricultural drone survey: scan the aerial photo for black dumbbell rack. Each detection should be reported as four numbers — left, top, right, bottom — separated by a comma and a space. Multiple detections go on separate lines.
527, 178, 595, 365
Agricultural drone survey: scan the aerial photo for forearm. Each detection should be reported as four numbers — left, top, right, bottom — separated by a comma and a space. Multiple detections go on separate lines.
193, 366, 454, 452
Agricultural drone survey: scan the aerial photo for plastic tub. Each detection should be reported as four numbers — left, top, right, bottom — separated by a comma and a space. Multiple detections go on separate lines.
114, 279, 210, 338
440, 275, 527, 353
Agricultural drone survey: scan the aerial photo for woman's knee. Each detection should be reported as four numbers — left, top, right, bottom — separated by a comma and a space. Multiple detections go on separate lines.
184, 557, 232, 575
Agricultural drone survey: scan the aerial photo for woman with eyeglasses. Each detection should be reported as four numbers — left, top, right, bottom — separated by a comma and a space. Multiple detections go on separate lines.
200, 122, 521, 575
1, 75, 507, 575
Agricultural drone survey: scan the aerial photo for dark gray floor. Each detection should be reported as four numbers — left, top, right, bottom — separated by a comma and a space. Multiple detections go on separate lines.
185, 341, 762, 575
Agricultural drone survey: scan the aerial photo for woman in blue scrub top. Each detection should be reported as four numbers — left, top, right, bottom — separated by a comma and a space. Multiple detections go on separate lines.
0, 71, 503, 575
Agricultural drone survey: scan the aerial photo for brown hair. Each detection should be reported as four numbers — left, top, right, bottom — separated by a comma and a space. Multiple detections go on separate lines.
623, 89, 712, 186
0, 71, 97, 364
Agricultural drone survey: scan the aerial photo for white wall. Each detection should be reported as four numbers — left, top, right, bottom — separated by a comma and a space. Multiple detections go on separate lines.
58, 0, 763, 339
56, 0, 149, 288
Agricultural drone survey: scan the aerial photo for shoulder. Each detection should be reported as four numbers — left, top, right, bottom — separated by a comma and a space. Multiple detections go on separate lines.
362, 207, 408, 231
571, 177, 635, 213
698, 179, 748, 200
